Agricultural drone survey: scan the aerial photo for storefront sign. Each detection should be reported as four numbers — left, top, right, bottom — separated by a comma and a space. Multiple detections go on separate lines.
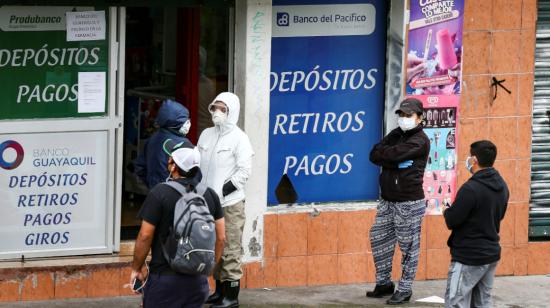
0, 6, 108, 120
0, 6, 84, 32
271, 3, 376, 37
268, 0, 387, 204
406, 0, 464, 95
0, 131, 108, 259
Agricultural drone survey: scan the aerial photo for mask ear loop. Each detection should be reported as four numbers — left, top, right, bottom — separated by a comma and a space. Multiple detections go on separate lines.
135, 262, 150, 294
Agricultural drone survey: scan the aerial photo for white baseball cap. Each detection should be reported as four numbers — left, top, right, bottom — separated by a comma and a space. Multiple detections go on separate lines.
171, 147, 201, 172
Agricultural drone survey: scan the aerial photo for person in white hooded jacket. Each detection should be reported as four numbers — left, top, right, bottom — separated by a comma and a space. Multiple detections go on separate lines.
199, 92, 254, 308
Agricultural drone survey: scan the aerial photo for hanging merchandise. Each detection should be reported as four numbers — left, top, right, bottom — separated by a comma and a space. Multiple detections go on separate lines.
446, 129, 456, 149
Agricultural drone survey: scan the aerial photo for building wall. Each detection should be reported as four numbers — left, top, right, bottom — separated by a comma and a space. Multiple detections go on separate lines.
240, 0, 550, 289
1, 0, 550, 302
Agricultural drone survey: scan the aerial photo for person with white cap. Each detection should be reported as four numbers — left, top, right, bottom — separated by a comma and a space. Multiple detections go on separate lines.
199, 92, 254, 308
131, 140, 225, 308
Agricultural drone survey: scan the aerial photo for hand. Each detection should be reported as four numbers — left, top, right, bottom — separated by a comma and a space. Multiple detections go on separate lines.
130, 268, 146, 294
406, 54, 427, 83
398, 160, 414, 169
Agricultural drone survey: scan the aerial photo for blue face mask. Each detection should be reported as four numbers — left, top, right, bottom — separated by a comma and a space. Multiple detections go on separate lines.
398, 116, 417, 131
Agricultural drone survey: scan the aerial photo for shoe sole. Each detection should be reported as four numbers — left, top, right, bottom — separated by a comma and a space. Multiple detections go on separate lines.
366, 293, 393, 298
386, 296, 411, 305
366, 290, 395, 298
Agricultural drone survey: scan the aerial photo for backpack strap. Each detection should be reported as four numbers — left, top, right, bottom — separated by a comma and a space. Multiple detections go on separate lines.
163, 181, 189, 195
195, 182, 208, 196
164, 180, 208, 197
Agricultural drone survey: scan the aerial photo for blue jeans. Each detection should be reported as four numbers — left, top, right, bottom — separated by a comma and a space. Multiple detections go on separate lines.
143, 273, 209, 308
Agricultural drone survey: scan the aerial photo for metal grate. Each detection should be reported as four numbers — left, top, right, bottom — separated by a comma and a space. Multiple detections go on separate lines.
530, 0, 550, 240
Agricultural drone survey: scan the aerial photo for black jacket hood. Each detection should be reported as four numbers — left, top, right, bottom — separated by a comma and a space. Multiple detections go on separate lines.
471, 168, 505, 192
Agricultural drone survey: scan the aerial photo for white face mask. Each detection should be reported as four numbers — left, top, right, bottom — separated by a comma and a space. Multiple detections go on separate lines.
212, 110, 228, 126
398, 117, 417, 131
179, 120, 191, 135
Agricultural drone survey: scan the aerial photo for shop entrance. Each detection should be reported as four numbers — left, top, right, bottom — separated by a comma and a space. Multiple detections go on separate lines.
119, 6, 232, 239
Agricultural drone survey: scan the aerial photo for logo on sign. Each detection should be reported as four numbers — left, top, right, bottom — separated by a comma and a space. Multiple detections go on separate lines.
0, 140, 24, 170
427, 96, 439, 105
277, 12, 290, 26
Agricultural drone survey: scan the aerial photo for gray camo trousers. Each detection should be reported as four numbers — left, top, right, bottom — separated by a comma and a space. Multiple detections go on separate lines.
369, 199, 425, 293
445, 261, 498, 308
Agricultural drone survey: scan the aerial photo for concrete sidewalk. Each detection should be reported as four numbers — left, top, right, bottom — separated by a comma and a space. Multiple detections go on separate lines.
1, 275, 548, 307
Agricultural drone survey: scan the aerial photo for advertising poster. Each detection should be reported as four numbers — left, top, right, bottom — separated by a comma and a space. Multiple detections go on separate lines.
0, 131, 109, 259
406, 0, 464, 95
268, 0, 388, 205
412, 95, 459, 215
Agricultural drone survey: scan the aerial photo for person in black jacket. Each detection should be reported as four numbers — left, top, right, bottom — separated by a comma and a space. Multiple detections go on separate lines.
368, 98, 430, 305
443, 140, 509, 308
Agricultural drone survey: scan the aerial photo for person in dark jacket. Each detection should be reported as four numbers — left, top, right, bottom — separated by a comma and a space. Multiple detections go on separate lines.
134, 99, 191, 189
368, 98, 430, 305
443, 140, 509, 308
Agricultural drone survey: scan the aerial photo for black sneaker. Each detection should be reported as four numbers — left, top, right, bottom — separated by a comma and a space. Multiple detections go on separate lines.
386, 290, 412, 305
366, 282, 395, 298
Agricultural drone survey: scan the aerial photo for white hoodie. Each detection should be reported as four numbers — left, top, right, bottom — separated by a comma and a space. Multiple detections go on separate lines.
198, 92, 254, 207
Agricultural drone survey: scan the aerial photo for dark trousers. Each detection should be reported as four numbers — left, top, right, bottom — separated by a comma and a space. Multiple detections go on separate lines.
143, 272, 209, 308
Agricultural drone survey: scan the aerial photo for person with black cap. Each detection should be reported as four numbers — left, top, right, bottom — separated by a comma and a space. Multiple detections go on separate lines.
368, 97, 430, 305
130, 140, 225, 307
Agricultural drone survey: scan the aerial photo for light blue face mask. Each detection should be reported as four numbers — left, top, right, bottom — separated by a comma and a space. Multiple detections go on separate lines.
465, 156, 475, 174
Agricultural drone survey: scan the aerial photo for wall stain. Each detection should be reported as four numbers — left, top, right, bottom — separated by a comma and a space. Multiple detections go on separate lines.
252, 218, 258, 232
248, 236, 261, 257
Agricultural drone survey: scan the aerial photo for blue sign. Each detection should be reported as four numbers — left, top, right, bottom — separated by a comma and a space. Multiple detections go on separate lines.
268, 0, 388, 205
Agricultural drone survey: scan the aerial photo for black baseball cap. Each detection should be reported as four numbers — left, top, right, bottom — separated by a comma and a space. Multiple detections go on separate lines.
395, 98, 424, 115
162, 139, 193, 155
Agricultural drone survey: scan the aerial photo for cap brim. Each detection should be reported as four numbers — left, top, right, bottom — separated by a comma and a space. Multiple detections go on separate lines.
395, 108, 414, 115
162, 139, 186, 155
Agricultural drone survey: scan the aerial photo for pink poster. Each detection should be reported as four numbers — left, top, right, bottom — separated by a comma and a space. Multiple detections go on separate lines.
406, 0, 464, 95
411, 95, 459, 215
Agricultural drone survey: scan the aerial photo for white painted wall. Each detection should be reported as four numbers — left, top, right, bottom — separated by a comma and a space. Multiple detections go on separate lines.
234, 0, 272, 262
384, 0, 408, 134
